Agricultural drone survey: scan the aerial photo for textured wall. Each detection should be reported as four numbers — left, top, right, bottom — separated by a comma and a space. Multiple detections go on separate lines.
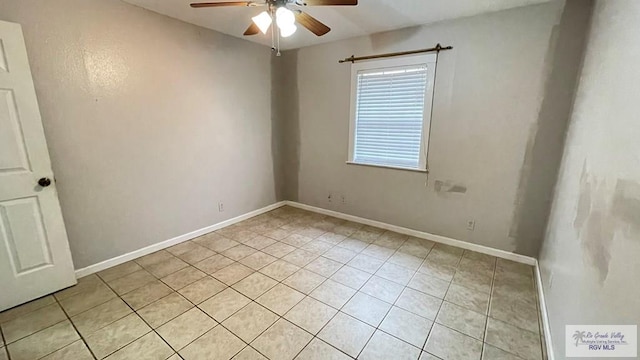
539, 1, 640, 357
0, 0, 276, 269
289, 2, 584, 256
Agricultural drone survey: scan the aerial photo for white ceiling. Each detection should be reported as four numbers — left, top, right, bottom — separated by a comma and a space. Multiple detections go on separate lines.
122, 0, 552, 50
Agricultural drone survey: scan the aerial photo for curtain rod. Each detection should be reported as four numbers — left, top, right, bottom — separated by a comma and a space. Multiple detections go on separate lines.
338, 43, 453, 64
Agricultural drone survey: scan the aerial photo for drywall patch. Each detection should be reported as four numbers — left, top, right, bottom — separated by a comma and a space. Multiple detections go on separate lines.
574, 164, 640, 284
434, 180, 467, 194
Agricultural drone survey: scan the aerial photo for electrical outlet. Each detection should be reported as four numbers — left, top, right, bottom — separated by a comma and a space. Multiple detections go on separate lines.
218, 202, 224, 212
466, 219, 475, 231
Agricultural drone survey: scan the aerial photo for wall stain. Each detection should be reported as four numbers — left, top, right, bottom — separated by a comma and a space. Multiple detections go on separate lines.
574, 162, 640, 284
434, 180, 467, 194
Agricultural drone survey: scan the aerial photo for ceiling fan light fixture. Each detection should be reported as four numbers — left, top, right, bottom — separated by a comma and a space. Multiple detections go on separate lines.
252, 11, 272, 34
276, 7, 296, 28
280, 23, 297, 37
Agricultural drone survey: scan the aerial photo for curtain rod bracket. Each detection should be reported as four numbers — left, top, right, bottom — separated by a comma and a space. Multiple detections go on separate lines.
338, 43, 453, 64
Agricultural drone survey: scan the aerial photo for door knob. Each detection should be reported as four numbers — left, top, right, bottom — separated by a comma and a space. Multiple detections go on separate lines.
38, 177, 52, 187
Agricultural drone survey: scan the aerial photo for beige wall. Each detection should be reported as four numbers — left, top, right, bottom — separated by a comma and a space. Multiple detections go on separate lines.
0, 0, 276, 269
288, 2, 587, 256
539, 0, 640, 357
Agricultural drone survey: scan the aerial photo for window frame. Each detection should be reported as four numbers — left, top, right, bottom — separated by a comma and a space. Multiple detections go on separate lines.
347, 53, 437, 172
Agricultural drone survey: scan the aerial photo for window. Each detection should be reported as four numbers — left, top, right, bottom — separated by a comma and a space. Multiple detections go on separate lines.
348, 54, 436, 171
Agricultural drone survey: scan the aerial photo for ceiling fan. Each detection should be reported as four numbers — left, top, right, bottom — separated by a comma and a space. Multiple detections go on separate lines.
189, 0, 358, 39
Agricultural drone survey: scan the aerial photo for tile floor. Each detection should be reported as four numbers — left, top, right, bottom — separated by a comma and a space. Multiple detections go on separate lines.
0, 206, 544, 360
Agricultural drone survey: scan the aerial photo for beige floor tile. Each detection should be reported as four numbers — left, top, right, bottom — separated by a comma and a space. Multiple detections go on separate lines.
347, 254, 384, 274
317, 312, 374, 358
0, 295, 56, 324
157, 308, 216, 351
333, 223, 362, 237
281, 234, 314, 248
222, 303, 278, 342
121, 280, 173, 310
251, 319, 312, 360
304, 257, 343, 277
108, 270, 157, 296
240, 252, 278, 270
58, 281, 118, 316
295, 338, 350, 360
71, 298, 132, 336
322, 247, 357, 264
482, 344, 524, 360
40, 340, 93, 360
7, 320, 79, 360
259, 260, 300, 281
98, 262, 143, 283
194, 254, 235, 275
193, 232, 229, 250
407, 272, 450, 299
213, 263, 255, 285
145, 256, 189, 278
284, 297, 337, 334
492, 282, 537, 309
262, 242, 296, 258
243, 235, 277, 250
360, 276, 404, 303
379, 306, 433, 348
496, 259, 533, 278
232, 273, 278, 299
489, 294, 539, 333
485, 318, 541, 360
85, 313, 150, 359
444, 283, 490, 314
316, 232, 347, 246
220, 228, 259, 244
54, 276, 102, 301
330, 266, 371, 290
342, 292, 391, 327
375, 262, 416, 285
282, 249, 319, 267
295, 227, 326, 239
161, 266, 206, 290
232, 346, 268, 360
105, 332, 173, 360
335, 238, 367, 252
264, 228, 294, 241
300, 240, 334, 255
199, 288, 251, 322
309, 279, 356, 309
419, 352, 441, 360
282, 269, 326, 294
135, 251, 174, 268
180, 326, 244, 360
177, 246, 217, 265
436, 302, 486, 340
138, 292, 193, 328
424, 324, 482, 360
418, 261, 457, 282
452, 268, 493, 294
387, 252, 423, 271
0, 347, 6, 360
200, 236, 241, 253
167, 241, 202, 256
1, 303, 66, 344
361, 244, 395, 261
395, 288, 442, 320
178, 276, 227, 304
256, 284, 305, 316
458, 257, 495, 275
350, 228, 383, 243
223, 245, 258, 261
397, 242, 432, 259
359, 330, 421, 360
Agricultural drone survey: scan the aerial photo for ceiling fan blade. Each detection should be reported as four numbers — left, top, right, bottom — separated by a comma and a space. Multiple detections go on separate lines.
301, 0, 357, 6
190, 2, 255, 8
295, 11, 331, 36
243, 22, 260, 36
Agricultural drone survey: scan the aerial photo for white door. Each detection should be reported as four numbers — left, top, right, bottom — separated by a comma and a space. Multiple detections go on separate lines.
0, 20, 76, 311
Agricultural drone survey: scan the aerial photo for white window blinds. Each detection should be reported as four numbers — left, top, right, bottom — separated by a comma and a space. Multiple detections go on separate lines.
352, 64, 429, 170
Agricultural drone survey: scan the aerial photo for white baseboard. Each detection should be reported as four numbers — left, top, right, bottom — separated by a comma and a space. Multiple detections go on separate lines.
535, 261, 555, 360
284, 201, 536, 266
74, 201, 287, 278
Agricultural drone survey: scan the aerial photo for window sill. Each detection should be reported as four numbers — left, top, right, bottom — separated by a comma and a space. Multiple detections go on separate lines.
346, 161, 428, 173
